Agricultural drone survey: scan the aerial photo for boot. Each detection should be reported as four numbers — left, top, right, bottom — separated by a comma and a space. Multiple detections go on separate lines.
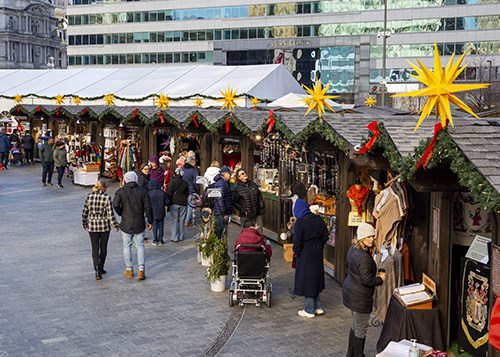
95, 267, 102, 280
346, 329, 355, 357
353, 335, 366, 357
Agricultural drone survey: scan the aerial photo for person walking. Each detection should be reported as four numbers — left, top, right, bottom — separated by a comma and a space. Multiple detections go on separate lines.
148, 178, 169, 245
203, 161, 220, 185
21, 131, 35, 164
134, 163, 150, 191
213, 166, 233, 239
342, 223, 386, 357
113, 171, 153, 280
39, 137, 55, 186
148, 156, 164, 187
0, 129, 11, 169
232, 168, 265, 232
181, 156, 199, 226
167, 168, 189, 242
53, 141, 67, 188
82, 181, 120, 280
292, 197, 329, 318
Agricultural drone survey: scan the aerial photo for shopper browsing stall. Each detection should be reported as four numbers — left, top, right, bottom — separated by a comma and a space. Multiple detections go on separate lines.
213, 166, 233, 239
232, 168, 265, 232
148, 156, 164, 188
167, 168, 189, 242
148, 178, 169, 245
182, 156, 199, 226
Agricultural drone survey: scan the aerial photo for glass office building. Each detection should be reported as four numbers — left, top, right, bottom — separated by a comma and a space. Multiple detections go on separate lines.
66, 1, 500, 96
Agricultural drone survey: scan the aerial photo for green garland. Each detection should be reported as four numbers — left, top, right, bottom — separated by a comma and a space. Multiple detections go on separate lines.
211, 112, 252, 136
182, 111, 213, 131
294, 118, 349, 153
257, 112, 294, 142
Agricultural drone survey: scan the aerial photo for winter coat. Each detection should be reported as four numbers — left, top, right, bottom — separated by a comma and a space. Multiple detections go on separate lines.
148, 156, 164, 184
9, 133, 20, 147
39, 142, 54, 163
213, 174, 232, 216
0, 133, 11, 152
82, 191, 120, 232
113, 182, 153, 234
234, 227, 272, 258
167, 175, 189, 206
21, 134, 35, 150
232, 180, 265, 219
53, 147, 67, 167
148, 179, 169, 220
342, 245, 384, 314
134, 169, 150, 191
204, 167, 220, 184
293, 199, 329, 297
181, 162, 199, 194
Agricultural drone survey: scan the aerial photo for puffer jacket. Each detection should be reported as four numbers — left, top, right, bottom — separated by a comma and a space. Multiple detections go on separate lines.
167, 175, 189, 206
0, 133, 11, 152
213, 174, 232, 216
39, 142, 54, 163
148, 178, 169, 220
232, 180, 265, 219
53, 147, 67, 167
113, 182, 153, 234
342, 245, 384, 314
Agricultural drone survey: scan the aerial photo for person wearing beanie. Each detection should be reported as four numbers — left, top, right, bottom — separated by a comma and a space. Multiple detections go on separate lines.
113, 171, 153, 280
292, 196, 329, 319
148, 156, 164, 187
342, 222, 386, 357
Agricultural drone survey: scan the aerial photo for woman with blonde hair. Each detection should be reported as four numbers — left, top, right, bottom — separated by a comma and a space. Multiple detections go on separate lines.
82, 181, 120, 280
204, 160, 220, 184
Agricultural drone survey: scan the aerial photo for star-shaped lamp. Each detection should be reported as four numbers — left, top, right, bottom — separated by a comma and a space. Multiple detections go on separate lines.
103, 92, 116, 107
251, 97, 261, 108
154, 92, 172, 111
393, 41, 490, 131
74, 96, 81, 106
365, 96, 376, 107
217, 86, 240, 112
299, 79, 338, 118
194, 98, 203, 108
54, 94, 65, 105
14, 94, 23, 104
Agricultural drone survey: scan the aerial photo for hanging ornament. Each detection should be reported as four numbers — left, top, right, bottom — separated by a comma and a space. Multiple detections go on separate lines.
157, 112, 164, 124
217, 86, 240, 112
393, 41, 489, 131
194, 97, 203, 108
54, 94, 65, 105
192, 114, 199, 127
415, 120, 448, 171
226, 115, 230, 133
357, 121, 379, 154
251, 97, 261, 109
103, 92, 116, 107
14, 94, 23, 105
266, 110, 275, 133
299, 79, 339, 118
153, 92, 171, 111
364, 96, 376, 107
74, 96, 81, 106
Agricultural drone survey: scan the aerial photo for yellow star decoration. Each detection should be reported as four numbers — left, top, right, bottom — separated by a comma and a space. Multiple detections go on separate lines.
217, 86, 240, 112
250, 97, 261, 107
103, 92, 116, 107
74, 96, 81, 106
54, 94, 65, 105
299, 79, 338, 117
364, 96, 376, 107
153, 92, 172, 111
14, 94, 23, 104
393, 42, 489, 131
194, 98, 203, 108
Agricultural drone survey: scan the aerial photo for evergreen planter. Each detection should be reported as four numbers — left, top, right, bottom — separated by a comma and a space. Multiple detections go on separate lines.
210, 275, 227, 292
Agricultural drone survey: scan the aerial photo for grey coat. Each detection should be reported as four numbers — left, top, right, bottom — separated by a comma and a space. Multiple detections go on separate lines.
53, 147, 67, 167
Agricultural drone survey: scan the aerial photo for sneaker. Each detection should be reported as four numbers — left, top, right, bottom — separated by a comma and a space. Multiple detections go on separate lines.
138, 270, 146, 280
159, 241, 164, 245
152, 242, 158, 246
42, 182, 46, 186
123, 269, 134, 278
47, 182, 53, 186
315, 309, 324, 315
184, 222, 194, 226
57, 184, 63, 189
298, 310, 315, 318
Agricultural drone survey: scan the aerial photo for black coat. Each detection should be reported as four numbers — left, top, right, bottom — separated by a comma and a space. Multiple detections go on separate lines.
342, 245, 384, 314
167, 176, 189, 206
293, 212, 329, 297
148, 179, 168, 220
21, 135, 35, 150
113, 182, 153, 234
232, 180, 265, 219
134, 169, 150, 191
213, 174, 232, 216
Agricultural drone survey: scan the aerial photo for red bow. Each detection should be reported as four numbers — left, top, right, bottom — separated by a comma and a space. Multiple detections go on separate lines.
226, 115, 230, 133
36, 105, 41, 112
157, 112, 164, 124
192, 114, 199, 127
266, 110, 274, 133
56, 106, 61, 116
82, 106, 88, 115
133, 108, 137, 118
357, 121, 379, 154
16, 105, 19, 113
415, 121, 448, 171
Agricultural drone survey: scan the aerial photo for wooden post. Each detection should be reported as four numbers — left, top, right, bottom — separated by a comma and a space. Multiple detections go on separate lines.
240, 136, 254, 181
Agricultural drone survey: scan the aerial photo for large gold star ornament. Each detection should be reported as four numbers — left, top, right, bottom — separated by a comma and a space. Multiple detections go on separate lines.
393, 42, 489, 131
54, 94, 65, 105
251, 97, 261, 108
217, 86, 240, 112
365, 96, 376, 107
194, 98, 203, 108
103, 92, 116, 107
14, 94, 23, 104
74, 96, 81, 106
299, 79, 339, 117
154, 92, 172, 111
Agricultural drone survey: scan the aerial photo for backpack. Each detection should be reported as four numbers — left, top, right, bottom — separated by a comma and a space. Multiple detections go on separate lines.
201, 182, 216, 209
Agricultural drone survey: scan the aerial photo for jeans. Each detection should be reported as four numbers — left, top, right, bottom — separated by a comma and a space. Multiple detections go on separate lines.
121, 231, 145, 270
170, 204, 187, 241
185, 204, 194, 224
25, 149, 34, 163
304, 295, 323, 314
0, 151, 9, 167
215, 215, 228, 240
152, 219, 164, 243
351, 311, 370, 339
56, 166, 65, 185
42, 161, 54, 183
89, 231, 110, 269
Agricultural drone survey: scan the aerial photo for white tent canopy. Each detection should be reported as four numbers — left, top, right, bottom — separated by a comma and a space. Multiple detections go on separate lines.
269, 92, 340, 108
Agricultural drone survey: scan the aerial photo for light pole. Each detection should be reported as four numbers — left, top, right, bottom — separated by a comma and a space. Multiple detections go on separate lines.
486, 59, 492, 110
379, 0, 390, 107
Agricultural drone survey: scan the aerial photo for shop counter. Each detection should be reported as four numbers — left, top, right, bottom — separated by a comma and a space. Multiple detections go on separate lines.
377, 295, 445, 353
74, 171, 99, 187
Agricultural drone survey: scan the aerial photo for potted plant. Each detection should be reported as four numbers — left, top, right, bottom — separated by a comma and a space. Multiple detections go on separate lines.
206, 230, 231, 292
194, 221, 210, 263
196, 219, 217, 266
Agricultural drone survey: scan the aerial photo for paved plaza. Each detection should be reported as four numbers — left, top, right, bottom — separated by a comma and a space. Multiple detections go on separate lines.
0, 164, 383, 357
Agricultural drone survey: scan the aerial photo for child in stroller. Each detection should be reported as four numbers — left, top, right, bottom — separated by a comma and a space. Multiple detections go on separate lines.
10, 143, 23, 166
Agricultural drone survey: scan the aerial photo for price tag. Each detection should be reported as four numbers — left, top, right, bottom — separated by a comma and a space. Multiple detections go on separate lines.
207, 188, 222, 198
196, 176, 208, 188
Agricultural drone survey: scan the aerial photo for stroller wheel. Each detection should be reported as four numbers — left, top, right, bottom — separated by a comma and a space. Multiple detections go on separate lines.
229, 290, 234, 307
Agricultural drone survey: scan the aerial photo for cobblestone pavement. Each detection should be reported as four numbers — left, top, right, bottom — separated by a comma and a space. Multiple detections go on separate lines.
0, 164, 382, 357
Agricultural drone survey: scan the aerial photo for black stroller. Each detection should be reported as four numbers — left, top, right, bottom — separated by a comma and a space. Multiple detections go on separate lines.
229, 244, 272, 307
10, 144, 23, 166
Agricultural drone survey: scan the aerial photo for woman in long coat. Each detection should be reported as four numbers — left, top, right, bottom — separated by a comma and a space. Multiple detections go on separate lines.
293, 198, 329, 318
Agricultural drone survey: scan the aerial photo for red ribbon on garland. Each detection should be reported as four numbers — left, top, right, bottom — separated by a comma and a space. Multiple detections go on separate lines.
226, 115, 230, 133
36, 105, 41, 112
82, 106, 88, 115
157, 112, 164, 124
266, 110, 274, 133
192, 114, 199, 127
415, 121, 448, 171
56, 106, 61, 116
16, 105, 19, 113
133, 108, 137, 118
357, 121, 379, 154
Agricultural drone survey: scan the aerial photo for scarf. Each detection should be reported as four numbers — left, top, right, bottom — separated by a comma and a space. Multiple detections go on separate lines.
347, 185, 369, 216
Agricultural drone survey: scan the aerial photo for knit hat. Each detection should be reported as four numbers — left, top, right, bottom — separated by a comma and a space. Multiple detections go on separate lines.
124, 171, 138, 184
293, 182, 307, 200
357, 222, 375, 240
